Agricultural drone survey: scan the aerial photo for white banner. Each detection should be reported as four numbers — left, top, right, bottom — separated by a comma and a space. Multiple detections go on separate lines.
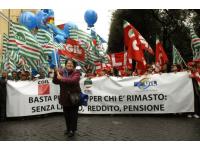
6, 72, 195, 117
6, 79, 63, 117
79, 72, 194, 114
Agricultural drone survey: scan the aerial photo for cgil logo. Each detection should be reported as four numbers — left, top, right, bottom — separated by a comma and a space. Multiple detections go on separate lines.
38, 80, 50, 95
134, 78, 157, 90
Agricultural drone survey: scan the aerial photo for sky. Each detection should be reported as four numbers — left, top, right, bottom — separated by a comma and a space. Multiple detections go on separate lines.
1, 0, 199, 42
54, 8, 114, 42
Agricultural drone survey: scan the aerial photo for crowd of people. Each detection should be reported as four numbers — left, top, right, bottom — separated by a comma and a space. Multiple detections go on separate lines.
0, 61, 200, 122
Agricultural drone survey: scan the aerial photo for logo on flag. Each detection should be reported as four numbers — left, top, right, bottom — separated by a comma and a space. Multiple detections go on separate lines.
15, 32, 26, 42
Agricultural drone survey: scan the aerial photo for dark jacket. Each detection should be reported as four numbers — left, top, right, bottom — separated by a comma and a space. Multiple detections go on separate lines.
0, 78, 7, 119
53, 69, 81, 107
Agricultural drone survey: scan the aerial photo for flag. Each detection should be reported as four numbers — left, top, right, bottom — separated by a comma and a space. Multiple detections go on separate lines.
123, 20, 147, 73
172, 45, 186, 66
91, 29, 107, 43
2, 33, 9, 70
58, 38, 85, 62
155, 36, 168, 67
91, 29, 108, 62
9, 22, 42, 60
69, 29, 101, 64
190, 27, 200, 61
110, 52, 125, 69
35, 29, 55, 55
123, 20, 154, 55
6, 58, 16, 72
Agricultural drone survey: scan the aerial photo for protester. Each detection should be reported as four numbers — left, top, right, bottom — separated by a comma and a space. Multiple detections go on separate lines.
53, 59, 81, 137
48, 70, 54, 78
17, 70, 22, 80
112, 67, 119, 77
0, 71, 8, 121
188, 62, 200, 118
20, 71, 27, 81
25, 71, 31, 80
38, 70, 46, 79
161, 63, 168, 73
171, 64, 182, 73
11, 70, 19, 81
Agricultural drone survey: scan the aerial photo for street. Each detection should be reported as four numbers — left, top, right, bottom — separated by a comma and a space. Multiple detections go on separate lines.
0, 113, 200, 141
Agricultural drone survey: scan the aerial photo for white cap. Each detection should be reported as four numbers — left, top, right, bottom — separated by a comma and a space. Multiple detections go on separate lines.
34, 74, 40, 78
76, 66, 81, 70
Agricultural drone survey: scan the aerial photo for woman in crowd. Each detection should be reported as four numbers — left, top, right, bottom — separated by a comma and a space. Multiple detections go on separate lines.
53, 59, 81, 137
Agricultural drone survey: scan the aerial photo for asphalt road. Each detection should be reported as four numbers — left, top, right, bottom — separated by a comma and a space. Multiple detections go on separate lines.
0, 113, 200, 141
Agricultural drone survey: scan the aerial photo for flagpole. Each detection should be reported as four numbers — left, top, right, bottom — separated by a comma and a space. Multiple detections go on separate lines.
54, 49, 58, 68
123, 45, 127, 73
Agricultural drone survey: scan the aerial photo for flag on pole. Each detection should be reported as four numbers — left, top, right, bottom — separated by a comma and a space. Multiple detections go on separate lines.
9, 22, 42, 60
59, 38, 85, 62
155, 36, 168, 67
69, 29, 101, 64
123, 20, 147, 71
190, 27, 200, 61
35, 29, 55, 55
91, 29, 107, 43
2, 33, 9, 70
123, 20, 154, 55
172, 45, 186, 66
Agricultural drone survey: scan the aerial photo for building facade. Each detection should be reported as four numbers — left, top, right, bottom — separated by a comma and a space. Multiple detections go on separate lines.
0, 9, 38, 68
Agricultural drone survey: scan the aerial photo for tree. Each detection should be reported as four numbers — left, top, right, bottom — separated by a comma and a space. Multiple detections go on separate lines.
107, 9, 200, 64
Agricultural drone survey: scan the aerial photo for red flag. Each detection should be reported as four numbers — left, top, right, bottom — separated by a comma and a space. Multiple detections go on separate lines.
94, 61, 102, 73
155, 37, 168, 67
135, 60, 147, 75
123, 21, 135, 49
123, 20, 147, 73
123, 20, 154, 55
110, 52, 125, 69
127, 36, 145, 63
58, 38, 85, 62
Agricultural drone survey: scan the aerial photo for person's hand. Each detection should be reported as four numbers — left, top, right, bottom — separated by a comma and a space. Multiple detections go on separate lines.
57, 72, 62, 80
54, 67, 58, 74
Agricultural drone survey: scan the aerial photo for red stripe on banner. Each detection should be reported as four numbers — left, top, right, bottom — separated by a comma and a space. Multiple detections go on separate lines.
9, 40, 40, 53
42, 45, 54, 48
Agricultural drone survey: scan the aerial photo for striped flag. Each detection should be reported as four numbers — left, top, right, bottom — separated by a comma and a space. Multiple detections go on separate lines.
190, 27, 200, 61
9, 22, 42, 60
25, 58, 39, 71
172, 45, 186, 66
2, 33, 8, 57
2, 33, 9, 69
6, 58, 17, 72
35, 29, 55, 55
69, 29, 101, 64
9, 50, 20, 64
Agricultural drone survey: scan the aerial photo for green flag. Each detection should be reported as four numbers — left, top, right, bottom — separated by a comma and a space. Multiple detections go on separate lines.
172, 45, 186, 66
69, 29, 101, 64
1, 33, 9, 70
190, 27, 200, 61
35, 29, 55, 55
9, 22, 42, 60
